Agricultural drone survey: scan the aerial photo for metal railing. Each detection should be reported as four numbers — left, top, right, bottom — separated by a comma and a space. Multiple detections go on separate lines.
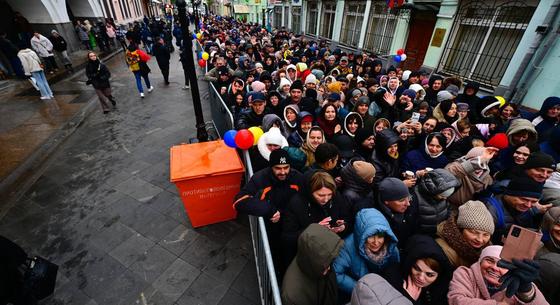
196, 40, 282, 305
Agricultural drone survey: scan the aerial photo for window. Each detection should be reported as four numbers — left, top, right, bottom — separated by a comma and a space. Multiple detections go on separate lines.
320, 1, 336, 39
274, 6, 282, 29
307, 2, 319, 35
292, 7, 302, 34
439, 0, 536, 86
363, 2, 404, 55
340, 1, 367, 46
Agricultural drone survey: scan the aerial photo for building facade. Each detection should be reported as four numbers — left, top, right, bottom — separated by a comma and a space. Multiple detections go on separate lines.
270, 0, 559, 109
231, 0, 267, 23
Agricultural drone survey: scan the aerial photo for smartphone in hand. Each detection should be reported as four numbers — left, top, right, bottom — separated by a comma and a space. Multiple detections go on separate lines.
500, 225, 543, 262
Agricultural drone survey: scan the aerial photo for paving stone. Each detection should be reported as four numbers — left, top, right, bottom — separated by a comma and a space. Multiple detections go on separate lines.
129, 244, 176, 283
180, 234, 224, 270
158, 223, 200, 257
108, 233, 155, 267
152, 258, 201, 303
114, 176, 164, 202
230, 259, 260, 303
217, 287, 259, 305
175, 272, 228, 305
144, 190, 182, 214
89, 221, 136, 253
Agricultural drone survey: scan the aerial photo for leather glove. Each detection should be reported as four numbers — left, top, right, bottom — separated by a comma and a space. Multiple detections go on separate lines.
498, 259, 539, 297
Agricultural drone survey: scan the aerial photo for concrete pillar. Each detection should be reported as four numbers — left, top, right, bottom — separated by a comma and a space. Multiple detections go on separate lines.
331, 0, 345, 41
316, 1, 322, 37
421, 0, 459, 70
301, 1, 307, 35
358, 0, 372, 49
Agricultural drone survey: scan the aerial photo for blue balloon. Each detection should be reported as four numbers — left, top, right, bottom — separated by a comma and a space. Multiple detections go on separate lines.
224, 130, 237, 148
197, 51, 202, 59
394, 55, 402, 63
192, 33, 197, 39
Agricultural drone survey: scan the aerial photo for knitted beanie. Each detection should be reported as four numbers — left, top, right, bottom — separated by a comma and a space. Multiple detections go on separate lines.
504, 176, 543, 199
354, 128, 374, 146
305, 73, 317, 85
353, 161, 376, 183
486, 133, 509, 150
290, 80, 304, 91
457, 200, 495, 234
251, 81, 266, 92
379, 178, 409, 202
524, 152, 556, 170
437, 90, 454, 103
402, 89, 417, 100
327, 81, 343, 94
457, 102, 469, 112
479, 245, 503, 262
446, 84, 460, 96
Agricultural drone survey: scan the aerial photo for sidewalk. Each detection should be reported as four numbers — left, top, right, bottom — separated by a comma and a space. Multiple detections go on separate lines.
0, 43, 260, 305
0, 47, 122, 200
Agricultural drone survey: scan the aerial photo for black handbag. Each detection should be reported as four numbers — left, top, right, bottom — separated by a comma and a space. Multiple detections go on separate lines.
23, 256, 58, 300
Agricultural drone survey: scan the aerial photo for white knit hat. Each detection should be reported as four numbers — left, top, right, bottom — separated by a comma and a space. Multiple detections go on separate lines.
305, 74, 317, 85
479, 245, 503, 262
279, 77, 292, 88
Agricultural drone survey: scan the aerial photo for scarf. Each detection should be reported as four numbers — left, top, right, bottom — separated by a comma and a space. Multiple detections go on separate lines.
365, 244, 388, 265
439, 215, 484, 264
317, 116, 339, 139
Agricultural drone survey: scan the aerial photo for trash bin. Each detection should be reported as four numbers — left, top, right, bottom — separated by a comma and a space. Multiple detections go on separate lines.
170, 140, 245, 227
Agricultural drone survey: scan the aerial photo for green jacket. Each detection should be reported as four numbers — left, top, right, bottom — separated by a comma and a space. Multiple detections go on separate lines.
281, 223, 344, 305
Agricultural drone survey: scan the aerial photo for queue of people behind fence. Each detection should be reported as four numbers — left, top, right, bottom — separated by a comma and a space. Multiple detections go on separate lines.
198, 15, 559, 305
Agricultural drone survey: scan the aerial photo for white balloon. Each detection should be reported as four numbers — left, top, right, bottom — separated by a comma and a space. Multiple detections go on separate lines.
400, 54, 407, 61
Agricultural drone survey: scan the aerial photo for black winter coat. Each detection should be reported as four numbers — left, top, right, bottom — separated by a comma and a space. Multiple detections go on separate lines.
371, 129, 403, 187
86, 60, 111, 89
282, 171, 353, 264
153, 42, 170, 68
374, 192, 419, 250
50, 35, 67, 52
236, 109, 270, 130
413, 169, 460, 236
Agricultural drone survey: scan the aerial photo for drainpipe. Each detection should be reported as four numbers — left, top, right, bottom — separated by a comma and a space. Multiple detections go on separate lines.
506, 0, 560, 104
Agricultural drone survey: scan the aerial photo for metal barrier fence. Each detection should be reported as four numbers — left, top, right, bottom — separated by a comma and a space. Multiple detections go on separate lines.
195, 40, 282, 305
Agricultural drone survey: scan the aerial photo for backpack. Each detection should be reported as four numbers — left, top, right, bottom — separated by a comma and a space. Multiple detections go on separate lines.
126, 51, 141, 72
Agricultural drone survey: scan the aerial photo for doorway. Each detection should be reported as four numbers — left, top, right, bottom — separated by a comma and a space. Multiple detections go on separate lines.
402, 10, 437, 71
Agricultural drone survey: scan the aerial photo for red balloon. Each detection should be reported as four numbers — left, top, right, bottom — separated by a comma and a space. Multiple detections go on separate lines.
396, 49, 405, 55
234, 129, 254, 150
198, 59, 206, 67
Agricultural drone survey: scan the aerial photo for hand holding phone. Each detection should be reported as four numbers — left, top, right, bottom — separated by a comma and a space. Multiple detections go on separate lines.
500, 225, 542, 262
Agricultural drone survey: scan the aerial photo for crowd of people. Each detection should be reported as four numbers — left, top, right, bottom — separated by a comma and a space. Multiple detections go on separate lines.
194, 15, 560, 305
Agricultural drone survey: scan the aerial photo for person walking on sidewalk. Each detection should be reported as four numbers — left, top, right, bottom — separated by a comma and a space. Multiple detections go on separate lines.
17, 48, 54, 100
86, 51, 116, 114
49, 30, 73, 73
179, 48, 190, 90
153, 37, 170, 85
30, 31, 58, 74
75, 21, 91, 50
125, 44, 153, 98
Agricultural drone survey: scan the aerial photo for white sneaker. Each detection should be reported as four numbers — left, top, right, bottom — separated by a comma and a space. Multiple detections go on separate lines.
40, 96, 49, 100
140, 92, 145, 98
148, 86, 154, 93
182, 85, 190, 90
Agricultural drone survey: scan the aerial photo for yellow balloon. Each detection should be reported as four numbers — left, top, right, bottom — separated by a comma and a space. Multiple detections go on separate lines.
202, 52, 209, 60
196, 33, 202, 39
248, 126, 264, 145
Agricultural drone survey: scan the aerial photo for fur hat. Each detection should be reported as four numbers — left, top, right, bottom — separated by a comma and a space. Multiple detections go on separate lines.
457, 200, 495, 234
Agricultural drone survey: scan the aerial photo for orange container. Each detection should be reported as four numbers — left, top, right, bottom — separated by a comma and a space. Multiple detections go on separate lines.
170, 140, 245, 227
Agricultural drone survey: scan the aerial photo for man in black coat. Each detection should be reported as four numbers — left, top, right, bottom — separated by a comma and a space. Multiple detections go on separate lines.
233, 149, 304, 278
236, 91, 270, 130
374, 177, 419, 250
153, 37, 171, 85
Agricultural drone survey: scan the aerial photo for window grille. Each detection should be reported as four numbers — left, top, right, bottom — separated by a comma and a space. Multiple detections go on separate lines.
292, 7, 302, 34
320, 1, 337, 39
439, 0, 536, 87
306, 2, 319, 35
363, 2, 409, 55
340, 1, 367, 46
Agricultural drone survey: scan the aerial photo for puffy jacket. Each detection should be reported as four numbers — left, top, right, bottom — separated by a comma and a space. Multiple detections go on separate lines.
351, 274, 412, 305
17, 49, 42, 75
30, 34, 53, 57
334, 208, 400, 295
340, 159, 374, 213
233, 166, 303, 219
282, 224, 344, 305
414, 169, 460, 235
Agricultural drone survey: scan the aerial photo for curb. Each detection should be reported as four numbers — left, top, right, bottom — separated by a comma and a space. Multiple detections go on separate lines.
0, 49, 123, 217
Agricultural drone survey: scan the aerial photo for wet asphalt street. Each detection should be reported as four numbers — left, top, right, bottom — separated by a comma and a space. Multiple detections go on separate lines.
0, 47, 259, 305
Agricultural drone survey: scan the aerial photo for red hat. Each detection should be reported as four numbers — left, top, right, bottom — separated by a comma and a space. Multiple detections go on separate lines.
486, 133, 509, 150
301, 115, 314, 124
